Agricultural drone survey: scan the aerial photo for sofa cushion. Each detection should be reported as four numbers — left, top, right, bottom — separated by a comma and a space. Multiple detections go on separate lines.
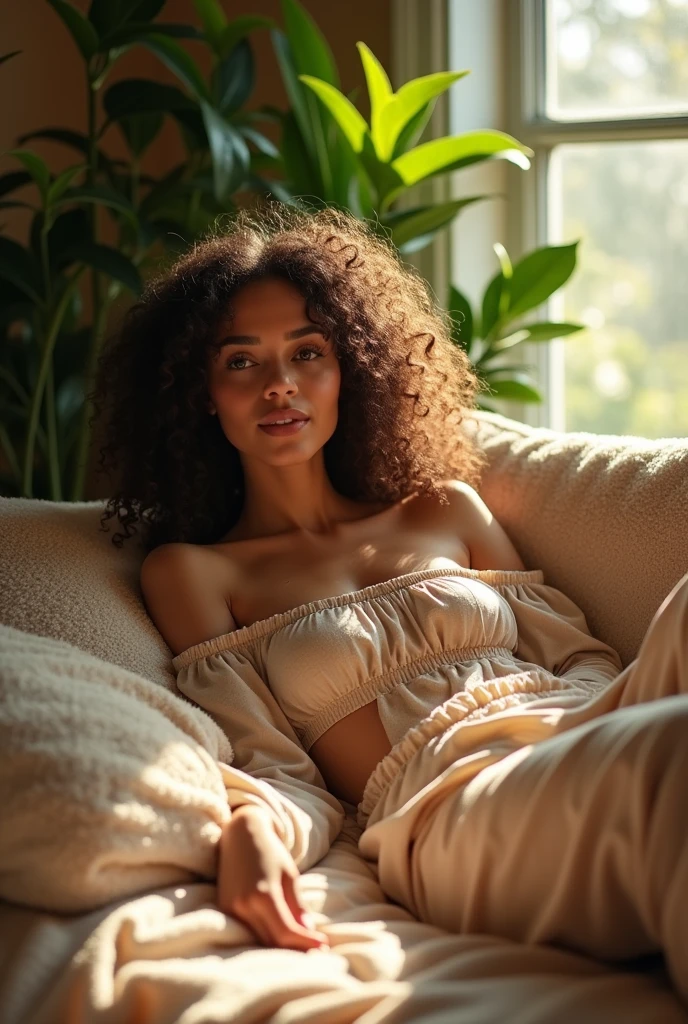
463, 410, 688, 667
0, 497, 176, 691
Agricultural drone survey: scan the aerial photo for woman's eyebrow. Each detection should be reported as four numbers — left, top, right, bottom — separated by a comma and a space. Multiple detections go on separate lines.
219, 324, 324, 347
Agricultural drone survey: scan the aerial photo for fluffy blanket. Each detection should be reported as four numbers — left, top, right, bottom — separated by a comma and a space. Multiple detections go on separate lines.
0, 623, 234, 913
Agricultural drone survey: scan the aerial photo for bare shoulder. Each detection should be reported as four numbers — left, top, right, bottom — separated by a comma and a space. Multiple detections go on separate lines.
432, 479, 527, 572
140, 542, 237, 657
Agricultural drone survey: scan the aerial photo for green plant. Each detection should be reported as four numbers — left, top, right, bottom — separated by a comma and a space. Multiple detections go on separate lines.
0, 0, 587, 504
266, 0, 586, 410
268, 0, 533, 256
448, 242, 585, 410
0, 0, 275, 501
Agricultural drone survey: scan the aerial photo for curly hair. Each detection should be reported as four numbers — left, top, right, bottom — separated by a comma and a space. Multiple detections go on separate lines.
88, 202, 489, 552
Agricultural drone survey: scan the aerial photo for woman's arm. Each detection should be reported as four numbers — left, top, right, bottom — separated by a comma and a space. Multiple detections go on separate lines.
143, 545, 345, 871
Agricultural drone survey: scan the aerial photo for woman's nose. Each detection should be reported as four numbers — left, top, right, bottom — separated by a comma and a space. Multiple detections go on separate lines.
263, 367, 298, 396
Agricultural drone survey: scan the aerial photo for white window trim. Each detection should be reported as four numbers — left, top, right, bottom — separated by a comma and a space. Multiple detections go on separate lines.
393, 0, 688, 430
507, 0, 688, 430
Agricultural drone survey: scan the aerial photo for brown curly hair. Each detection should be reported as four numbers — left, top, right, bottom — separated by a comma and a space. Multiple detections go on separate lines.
88, 202, 489, 552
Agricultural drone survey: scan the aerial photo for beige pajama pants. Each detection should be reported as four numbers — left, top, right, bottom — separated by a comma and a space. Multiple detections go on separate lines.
358, 570, 688, 1005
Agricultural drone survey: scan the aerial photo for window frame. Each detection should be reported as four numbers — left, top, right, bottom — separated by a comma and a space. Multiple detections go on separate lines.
505, 0, 688, 430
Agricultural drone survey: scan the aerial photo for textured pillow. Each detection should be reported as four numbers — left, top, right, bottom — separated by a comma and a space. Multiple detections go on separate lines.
463, 411, 688, 667
0, 497, 175, 691
0, 622, 233, 913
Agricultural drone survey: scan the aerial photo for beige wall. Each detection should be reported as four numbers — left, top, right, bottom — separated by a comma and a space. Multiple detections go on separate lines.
0, 0, 391, 497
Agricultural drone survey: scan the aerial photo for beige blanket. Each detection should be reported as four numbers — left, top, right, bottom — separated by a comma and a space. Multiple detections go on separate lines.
1, 820, 684, 1024
1, 624, 686, 1022
0, 623, 234, 913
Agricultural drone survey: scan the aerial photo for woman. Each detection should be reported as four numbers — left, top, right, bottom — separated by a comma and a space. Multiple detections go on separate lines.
91, 204, 688, 1003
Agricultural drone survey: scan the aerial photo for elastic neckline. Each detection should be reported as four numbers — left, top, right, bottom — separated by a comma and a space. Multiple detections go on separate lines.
171, 565, 545, 671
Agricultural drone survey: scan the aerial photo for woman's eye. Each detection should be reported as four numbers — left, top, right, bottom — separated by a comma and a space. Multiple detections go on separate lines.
226, 346, 324, 371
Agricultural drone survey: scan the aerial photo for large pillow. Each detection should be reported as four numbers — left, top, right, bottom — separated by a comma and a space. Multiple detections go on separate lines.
0, 497, 175, 691
463, 410, 688, 667
0, 622, 233, 913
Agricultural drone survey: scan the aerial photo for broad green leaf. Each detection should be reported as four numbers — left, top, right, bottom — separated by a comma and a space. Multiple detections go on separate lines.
377, 70, 469, 162
392, 100, 435, 158
485, 322, 584, 357
55, 184, 139, 229
103, 79, 194, 123
493, 242, 512, 281
47, 0, 99, 59
44, 208, 92, 273
47, 164, 85, 205
390, 130, 532, 189
239, 126, 279, 158
0, 237, 42, 303
302, 89, 334, 200
493, 242, 512, 321
280, 111, 320, 195
216, 38, 254, 113
137, 33, 211, 102
0, 170, 31, 198
99, 23, 203, 49
16, 129, 120, 181
480, 272, 503, 339
271, 30, 314, 162
61, 241, 142, 294
356, 43, 392, 153
193, 0, 227, 50
383, 195, 488, 250
118, 111, 164, 156
513, 321, 584, 341
7, 149, 50, 202
479, 362, 538, 375
129, 1, 167, 19
18, 127, 88, 153
88, 1, 166, 38
282, 0, 339, 86
298, 76, 368, 152
219, 16, 274, 59
200, 102, 251, 201
504, 242, 580, 322
447, 285, 474, 352
0, 200, 34, 211
479, 375, 541, 403
348, 169, 375, 219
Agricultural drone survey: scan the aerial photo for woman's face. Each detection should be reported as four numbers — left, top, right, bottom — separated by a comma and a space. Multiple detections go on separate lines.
206, 276, 341, 464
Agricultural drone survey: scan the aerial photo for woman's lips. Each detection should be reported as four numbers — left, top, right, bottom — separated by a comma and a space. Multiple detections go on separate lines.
258, 418, 310, 436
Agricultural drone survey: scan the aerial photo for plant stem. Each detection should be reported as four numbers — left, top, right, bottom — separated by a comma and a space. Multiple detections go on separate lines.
70, 293, 111, 502
39, 218, 62, 499
21, 273, 83, 496
70, 63, 104, 503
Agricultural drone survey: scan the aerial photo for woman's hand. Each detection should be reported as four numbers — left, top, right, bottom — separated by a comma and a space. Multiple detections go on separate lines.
217, 804, 330, 952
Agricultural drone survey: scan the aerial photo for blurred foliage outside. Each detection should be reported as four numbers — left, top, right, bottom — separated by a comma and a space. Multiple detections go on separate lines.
547, 0, 688, 438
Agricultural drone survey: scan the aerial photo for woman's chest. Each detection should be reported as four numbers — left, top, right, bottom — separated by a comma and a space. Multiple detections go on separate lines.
213, 514, 471, 629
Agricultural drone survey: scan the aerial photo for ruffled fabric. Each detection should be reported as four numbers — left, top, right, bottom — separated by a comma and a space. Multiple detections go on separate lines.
357, 667, 590, 830
174, 565, 624, 867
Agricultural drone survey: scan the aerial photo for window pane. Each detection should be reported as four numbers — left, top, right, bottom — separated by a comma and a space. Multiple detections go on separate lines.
548, 140, 688, 438
546, 0, 688, 120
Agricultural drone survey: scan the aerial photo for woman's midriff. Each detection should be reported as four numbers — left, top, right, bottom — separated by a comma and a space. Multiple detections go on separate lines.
308, 700, 392, 807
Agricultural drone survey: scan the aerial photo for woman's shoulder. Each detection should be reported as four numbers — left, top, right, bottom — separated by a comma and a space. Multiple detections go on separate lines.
140, 542, 238, 657
430, 479, 528, 572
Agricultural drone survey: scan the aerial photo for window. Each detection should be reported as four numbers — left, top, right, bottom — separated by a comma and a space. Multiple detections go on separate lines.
508, 0, 688, 437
